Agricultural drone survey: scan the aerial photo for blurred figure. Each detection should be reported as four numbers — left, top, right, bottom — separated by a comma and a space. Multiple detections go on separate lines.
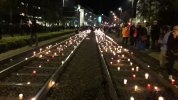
146, 22, 151, 49
158, 25, 171, 67
122, 24, 130, 47
166, 25, 178, 80
30, 19, 38, 47
150, 20, 160, 50
129, 23, 136, 49
138, 23, 148, 50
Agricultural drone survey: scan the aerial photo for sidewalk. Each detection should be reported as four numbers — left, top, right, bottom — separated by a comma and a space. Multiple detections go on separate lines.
0, 31, 74, 62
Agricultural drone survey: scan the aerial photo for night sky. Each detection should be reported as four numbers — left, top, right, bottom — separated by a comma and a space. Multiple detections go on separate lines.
76, 0, 132, 16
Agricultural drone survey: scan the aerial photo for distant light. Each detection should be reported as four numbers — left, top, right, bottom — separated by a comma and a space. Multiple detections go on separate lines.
118, 7, 122, 11
21, 2, 24, 5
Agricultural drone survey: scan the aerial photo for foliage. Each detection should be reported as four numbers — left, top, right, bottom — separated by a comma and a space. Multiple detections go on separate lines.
0, 30, 74, 53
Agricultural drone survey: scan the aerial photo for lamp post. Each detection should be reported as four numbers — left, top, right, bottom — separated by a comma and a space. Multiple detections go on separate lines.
118, 7, 122, 22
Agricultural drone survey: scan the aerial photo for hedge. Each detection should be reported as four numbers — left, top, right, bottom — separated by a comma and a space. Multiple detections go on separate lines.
0, 30, 74, 53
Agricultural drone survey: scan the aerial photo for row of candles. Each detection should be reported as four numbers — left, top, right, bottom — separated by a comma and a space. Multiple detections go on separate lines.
97, 35, 166, 100
19, 33, 88, 100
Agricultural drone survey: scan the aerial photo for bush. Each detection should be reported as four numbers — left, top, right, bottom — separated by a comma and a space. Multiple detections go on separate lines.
0, 30, 74, 53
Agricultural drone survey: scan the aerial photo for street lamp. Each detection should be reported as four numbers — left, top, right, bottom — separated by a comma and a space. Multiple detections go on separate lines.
118, 7, 122, 22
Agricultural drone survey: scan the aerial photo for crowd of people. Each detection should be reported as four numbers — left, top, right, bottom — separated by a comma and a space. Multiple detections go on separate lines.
121, 21, 178, 80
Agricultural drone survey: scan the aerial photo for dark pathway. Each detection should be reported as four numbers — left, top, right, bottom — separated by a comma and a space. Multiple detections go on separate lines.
47, 33, 107, 100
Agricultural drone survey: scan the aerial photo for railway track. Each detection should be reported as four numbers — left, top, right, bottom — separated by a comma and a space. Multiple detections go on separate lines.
0, 31, 88, 100
96, 34, 178, 100
1, 30, 177, 100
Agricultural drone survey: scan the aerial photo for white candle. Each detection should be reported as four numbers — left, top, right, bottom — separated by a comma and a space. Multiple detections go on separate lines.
19, 93, 23, 100
136, 67, 139, 72
124, 79, 127, 85
158, 96, 164, 100
118, 67, 120, 71
39, 55, 42, 58
134, 85, 138, 91
132, 67, 134, 71
130, 96, 134, 100
145, 73, 149, 79
117, 60, 120, 63
147, 65, 150, 68
130, 62, 133, 66
128, 59, 130, 62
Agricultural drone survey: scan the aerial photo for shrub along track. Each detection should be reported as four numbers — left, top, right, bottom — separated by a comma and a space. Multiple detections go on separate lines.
0, 32, 86, 100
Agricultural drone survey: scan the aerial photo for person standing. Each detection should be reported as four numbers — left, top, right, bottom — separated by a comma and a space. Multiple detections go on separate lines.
129, 23, 136, 49
150, 20, 160, 50
30, 19, 38, 47
166, 25, 178, 80
122, 24, 130, 47
158, 25, 171, 67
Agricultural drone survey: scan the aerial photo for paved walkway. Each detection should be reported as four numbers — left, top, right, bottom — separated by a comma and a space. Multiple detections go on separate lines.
0, 32, 74, 61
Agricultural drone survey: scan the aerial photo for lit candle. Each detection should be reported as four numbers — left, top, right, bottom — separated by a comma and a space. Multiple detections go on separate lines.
27, 81, 31, 85
32, 70, 36, 75
124, 79, 127, 85
19, 93, 23, 100
40, 48, 42, 52
147, 84, 151, 90
154, 86, 158, 91
31, 97, 36, 100
136, 67, 139, 72
145, 73, 149, 79
33, 52, 36, 56
158, 96, 164, 100
133, 74, 136, 78
131, 67, 134, 71
118, 67, 120, 71
130, 96, 134, 100
54, 52, 57, 56
122, 55, 125, 58
134, 85, 138, 91
39, 55, 42, 58
147, 65, 150, 68
130, 62, 133, 66
62, 61, 64, 65
117, 60, 120, 63
128, 59, 130, 62
171, 79, 175, 85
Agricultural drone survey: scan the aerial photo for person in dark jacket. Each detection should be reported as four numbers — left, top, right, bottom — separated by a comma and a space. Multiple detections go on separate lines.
30, 19, 38, 46
129, 24, 136, 48
150, 20, 160, 50
167, 25, 178, 80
